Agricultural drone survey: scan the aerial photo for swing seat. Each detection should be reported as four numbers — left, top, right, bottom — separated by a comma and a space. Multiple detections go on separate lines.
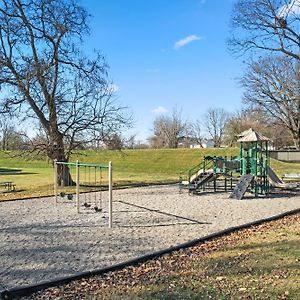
83, 202, 91, 208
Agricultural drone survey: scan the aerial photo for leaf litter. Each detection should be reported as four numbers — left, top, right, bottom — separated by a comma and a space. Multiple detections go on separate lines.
20, 213, 300, 300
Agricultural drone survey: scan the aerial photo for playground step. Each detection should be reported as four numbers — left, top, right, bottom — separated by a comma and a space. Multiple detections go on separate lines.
229, 174, 253, 200
189, 172, 214, 192
194, 173, 210, 183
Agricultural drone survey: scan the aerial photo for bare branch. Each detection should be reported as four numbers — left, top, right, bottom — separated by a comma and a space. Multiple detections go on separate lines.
229, 0, 300, 60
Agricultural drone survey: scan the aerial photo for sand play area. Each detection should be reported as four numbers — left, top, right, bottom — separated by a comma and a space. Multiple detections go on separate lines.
1, 184, 300, 290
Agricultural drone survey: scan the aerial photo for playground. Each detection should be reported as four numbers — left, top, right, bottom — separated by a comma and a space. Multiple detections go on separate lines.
1, 184, 300, 292
180, 129, 300, 199
1, 129, 300, 297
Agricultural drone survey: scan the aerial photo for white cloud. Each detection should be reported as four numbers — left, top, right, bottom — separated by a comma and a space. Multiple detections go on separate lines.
279, 0, 300, 17
152, 106, 168, 114
174, 34, 202, 50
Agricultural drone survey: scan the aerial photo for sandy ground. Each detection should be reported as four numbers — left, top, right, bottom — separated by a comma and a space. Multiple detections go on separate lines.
0, 185, 300, 290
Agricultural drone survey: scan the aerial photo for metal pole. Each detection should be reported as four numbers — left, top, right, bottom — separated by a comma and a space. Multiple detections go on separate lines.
108, 161, 113, 228
54, 159, 58, 203
76, 160, 80, 213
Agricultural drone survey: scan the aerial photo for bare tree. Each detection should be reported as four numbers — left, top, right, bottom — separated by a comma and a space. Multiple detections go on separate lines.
224, 109, 265, 146
148, 135, 166, 149
189, 119, 205, 148
224, 108, 293, 149
123, 134, 137, 149
240, 55, 300, 148
103, 133, 124, 150
0, 0, 130, 185
229, 0, 300, 60
0, 118, 14, 151
0, 118, 27, 150
229, 0, 300, 148
205, 108, 230, 147
151, 108, 187, 148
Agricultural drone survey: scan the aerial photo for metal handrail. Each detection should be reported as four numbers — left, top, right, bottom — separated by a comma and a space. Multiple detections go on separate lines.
187, 159, 213, 183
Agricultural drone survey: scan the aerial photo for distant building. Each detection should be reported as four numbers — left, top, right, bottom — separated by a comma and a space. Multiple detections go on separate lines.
201, 140, 214, 148
189, 144, 202, 149
189, 139, 214, 148
178, 137, 215, 149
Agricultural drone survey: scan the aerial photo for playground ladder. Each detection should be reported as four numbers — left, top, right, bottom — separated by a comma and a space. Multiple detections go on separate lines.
189, 172, 214, 192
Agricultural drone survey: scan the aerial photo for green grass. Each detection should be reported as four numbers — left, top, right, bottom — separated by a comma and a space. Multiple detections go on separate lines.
269, 158, 300, 177
0, 148, 299, 200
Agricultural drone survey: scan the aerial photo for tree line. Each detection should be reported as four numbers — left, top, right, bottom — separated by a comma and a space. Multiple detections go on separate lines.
148, 106, 293, 150
2, 105, 293, 151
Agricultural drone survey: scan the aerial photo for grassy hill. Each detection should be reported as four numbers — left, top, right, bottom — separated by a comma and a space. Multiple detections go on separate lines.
0, 148, 299, 200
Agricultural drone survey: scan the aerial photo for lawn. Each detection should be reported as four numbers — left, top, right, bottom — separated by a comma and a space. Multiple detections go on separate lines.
27, 213, 300, 300
0, 148, 299, 201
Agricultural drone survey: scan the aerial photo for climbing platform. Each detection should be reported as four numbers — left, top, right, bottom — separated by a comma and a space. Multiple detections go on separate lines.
229, 174, 253, 200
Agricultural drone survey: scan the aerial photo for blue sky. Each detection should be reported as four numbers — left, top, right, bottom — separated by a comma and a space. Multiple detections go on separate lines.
83, 0, 243, 142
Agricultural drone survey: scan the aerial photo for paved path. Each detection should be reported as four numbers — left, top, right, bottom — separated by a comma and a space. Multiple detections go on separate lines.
0, 185, 300, 289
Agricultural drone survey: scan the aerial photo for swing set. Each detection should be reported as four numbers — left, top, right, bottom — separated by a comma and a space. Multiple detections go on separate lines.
54, 160, 113, 228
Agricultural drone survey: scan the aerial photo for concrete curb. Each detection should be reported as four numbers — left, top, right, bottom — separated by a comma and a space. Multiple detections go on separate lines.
1, 207, 300, 300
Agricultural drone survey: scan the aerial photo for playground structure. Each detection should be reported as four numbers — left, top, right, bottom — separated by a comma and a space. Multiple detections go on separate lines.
181, 129, 299, 199
54, 160, 113, 227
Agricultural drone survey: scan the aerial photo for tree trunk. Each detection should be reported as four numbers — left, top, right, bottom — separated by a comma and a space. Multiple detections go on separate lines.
2, 129, 8, 151
48, 131, 74, 186
57, 163, 74, 187
294, 129, 300, 150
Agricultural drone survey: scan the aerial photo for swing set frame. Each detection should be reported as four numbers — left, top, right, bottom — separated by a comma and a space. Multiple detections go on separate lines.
54, 160, 113, 228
